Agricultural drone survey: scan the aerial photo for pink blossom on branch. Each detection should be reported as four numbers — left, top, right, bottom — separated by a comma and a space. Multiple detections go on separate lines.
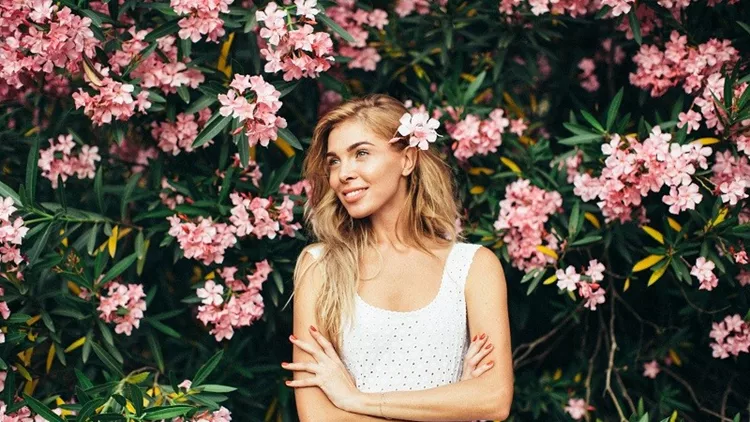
38, 134, 102, 188
97, 281, 147, 336
709, 314, 750, 359
171, 0, 234, 43
218, 74, 287, 148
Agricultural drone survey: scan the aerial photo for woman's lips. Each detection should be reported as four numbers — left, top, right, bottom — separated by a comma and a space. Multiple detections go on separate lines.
342, 187, 367, 203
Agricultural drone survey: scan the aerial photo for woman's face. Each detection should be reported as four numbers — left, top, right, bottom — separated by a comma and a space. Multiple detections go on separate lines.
326, 119, 415, 220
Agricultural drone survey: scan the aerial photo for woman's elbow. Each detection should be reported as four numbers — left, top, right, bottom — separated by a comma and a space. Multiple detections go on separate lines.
485, 383, 513, 421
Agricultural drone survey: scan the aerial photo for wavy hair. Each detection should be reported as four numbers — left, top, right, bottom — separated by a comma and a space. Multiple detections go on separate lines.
292, 94, 462, 352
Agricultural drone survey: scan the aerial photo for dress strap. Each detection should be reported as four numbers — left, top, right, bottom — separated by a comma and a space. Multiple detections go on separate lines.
305, 243, 325, 260
445, 243, 483, 293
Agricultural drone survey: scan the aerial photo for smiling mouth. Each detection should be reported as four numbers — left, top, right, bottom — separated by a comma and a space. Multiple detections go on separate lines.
342, 188, 367, 202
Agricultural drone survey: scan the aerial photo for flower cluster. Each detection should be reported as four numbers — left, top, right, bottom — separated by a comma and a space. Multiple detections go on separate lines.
256, 2, 335, 81
38, 134, 102, 188
691, 256, 719, 291
109, 29, 205, 94
555, 260, 607, 310
159, 177, 188, 210
195, 261, 271, 341
325, 1, 387, 71
573, 127, 712, 223
167, 215, 238, 265
446, 109, 511, 161
630, 31, 737, 98
710, 151, 750, 208
229, 192, 301, 239
498, 0, 597, 18
0, 197, 28, 271
72, 65, 152, 126
97, 281, 147, 336
709, 314, 749, 359
220, 154, 263, 188
0, 1, 98, 100
218, 74, 287, 148
390, 112, 440, 150
171, 0, 233, 43
151, 109, 213, 155
494, 179, 563, 272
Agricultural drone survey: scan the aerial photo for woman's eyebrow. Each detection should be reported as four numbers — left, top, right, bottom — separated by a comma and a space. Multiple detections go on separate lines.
325, 141, 375, 157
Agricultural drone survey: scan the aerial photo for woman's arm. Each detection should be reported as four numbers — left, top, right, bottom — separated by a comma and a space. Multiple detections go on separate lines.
291, 246, 410, 422
343, 246, 514, 421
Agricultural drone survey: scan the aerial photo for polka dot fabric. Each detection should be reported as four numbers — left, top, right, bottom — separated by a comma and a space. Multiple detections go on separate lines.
306, 242, 482, 394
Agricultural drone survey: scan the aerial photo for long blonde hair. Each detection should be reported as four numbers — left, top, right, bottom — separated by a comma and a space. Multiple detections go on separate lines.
292, 94, 462, 351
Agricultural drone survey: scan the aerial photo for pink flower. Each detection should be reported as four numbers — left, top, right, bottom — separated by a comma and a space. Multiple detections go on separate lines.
197, 280, 225, 306
294, 0, 319, 19
564, 398, 588, 420
556, 265, 580, 291
677, 109, 702, 134
96, 282, 147, 336
642, 360, 660, 378
391, 111, 440, 150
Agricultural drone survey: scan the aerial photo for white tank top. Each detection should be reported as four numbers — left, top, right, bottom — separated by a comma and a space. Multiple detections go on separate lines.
305, 242, 482, 393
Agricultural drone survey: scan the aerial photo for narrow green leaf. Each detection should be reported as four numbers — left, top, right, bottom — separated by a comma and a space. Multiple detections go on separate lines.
27, 222, 53, 267
99, 252, 138, 285
185, 94, 217, 115
192, 350, 224, 386
558, 133, 602, 146
462, 71, 487, 105
0, 181, 22, 206
142, 405, 193, 420
569, 235, 603, 247
193, 114, 232, 149
21, 393, 65, 422
25, 137, 40, 205
580, 110, 605, 133
146, 319, 181, 338
90, 341, 124, 378
606, 88, 624, 131
144, 18, 181, 42
568, 201, 581, 239
317, 13, 356, 43
94, 166, 105, 213
277, 127, 302, 150
121, 173, 140, 220
628, 8, 642, 45
146, 331, 165, 373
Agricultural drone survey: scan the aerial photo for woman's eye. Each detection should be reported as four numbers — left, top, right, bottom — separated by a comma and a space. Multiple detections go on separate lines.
327, 159, 338, 166
356, 150, 368, 157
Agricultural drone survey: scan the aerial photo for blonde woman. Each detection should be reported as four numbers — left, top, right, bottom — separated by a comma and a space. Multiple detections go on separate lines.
282, 94, 513, 421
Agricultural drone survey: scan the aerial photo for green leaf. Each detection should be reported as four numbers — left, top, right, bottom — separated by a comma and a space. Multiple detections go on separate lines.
142, 405, 193, 420
90, 341, 124, 378
121, 173, 140, 220
568, 201, 581, 239
136, 231, 145, 259
25, 137, 40, 205
462, 71, 487, 105
146, 319, 181, 338
125, 383, 144, 416
264, 157, 295, 196
192, 350, 224, 386
177, 85, 191, 103
277, 127, 302, 150
27, 222, 53, 267
0, 181, 22, 206
87, 223, 99, 255
580, 110, 605, 133
144, 18, 181, 42
185, 94, 217, 115
94, 166, 105, 213
317, 13, 355, 44
21, 393, 64, 422
558, 133, 602, 146
99, 252, 138, 285
193, 114, 232, 149
75, 368, 95, 389
197, 384, 237, 393
628, 7, 642, 45
146, 331, 165, 373
737, 21, 750, 37
606, 87, 624, 131
569, 235, 603, 247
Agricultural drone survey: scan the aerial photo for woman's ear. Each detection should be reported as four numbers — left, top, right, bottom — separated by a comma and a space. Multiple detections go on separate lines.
401, 146, 418, 177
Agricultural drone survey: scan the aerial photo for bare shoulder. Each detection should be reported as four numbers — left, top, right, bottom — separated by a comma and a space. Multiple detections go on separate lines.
294, 242, 326, 293
466, 245, 507, 291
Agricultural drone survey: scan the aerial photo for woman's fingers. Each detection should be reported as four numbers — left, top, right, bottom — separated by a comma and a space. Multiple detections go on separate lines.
467, 341, 494, 367
281, 361, 318, 375
284, 377, 318, 388
308, 326, 341, 363
289, 335, 324, 361
466, 333, 489, 360
470, 360, 496, 378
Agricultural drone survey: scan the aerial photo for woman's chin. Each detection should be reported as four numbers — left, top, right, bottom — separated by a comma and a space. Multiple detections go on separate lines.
344, 203, 374, 220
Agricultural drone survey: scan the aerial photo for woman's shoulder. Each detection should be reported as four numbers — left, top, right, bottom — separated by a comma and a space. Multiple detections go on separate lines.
302, 242, 325, 257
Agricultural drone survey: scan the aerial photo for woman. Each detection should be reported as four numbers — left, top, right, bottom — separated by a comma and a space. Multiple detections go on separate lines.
283, 94, 513, 421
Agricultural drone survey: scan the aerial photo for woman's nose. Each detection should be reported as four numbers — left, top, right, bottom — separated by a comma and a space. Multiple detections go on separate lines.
338, 159, 357, 182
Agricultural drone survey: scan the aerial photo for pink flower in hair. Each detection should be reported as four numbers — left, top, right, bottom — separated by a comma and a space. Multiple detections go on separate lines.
390, 111, 440, 150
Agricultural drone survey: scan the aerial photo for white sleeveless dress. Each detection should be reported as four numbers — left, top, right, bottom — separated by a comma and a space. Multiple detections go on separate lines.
305, 242, 482, 393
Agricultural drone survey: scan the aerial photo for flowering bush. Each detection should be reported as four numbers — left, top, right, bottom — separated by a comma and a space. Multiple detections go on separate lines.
0, 0, 749, 420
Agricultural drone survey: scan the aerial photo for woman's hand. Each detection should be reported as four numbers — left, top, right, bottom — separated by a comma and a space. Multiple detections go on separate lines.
460, 333, 495, 381
282, 325, 362, 412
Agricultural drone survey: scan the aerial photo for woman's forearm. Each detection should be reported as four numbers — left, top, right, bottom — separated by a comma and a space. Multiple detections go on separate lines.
346, 377, 511, 422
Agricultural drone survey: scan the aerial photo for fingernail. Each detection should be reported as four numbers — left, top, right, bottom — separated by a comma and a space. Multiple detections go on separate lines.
285, 380, 291, 385
472, 334, 477, 342
281, 362, 288, 367
479, 333, 486, 340
289, 334, 296, 341
487, 360, 494, 366
485, 343, 493, 350
310, 325, 317, 332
